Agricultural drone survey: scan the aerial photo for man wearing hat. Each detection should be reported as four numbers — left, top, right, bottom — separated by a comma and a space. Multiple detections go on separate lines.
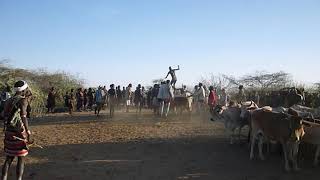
1, 80, 32, 180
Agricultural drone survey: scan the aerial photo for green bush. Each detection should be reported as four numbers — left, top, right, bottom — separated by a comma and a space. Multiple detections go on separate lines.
0, 62, 84, 116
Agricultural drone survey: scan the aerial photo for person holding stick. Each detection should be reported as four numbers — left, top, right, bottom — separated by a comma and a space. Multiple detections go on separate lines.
1, 80, 32, 180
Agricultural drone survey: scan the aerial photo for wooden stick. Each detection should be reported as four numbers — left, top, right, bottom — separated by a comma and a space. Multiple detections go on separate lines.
13, 136, 44, 149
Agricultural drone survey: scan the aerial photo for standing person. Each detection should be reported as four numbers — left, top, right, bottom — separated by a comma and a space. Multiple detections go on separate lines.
208, 86, 218, 111
237, 85, 246, 103
193, 85, 199, 113
25, 89, 33, 119
47, 87, 56, 113
102, 86, 108, 108
122, 87, 126, 109
147, 87, 152, 109
203, 85, 210, 105
83, 89, 88, 111
76, 89, 80, 111
64, 91, 69, 108
95, 87, 104, 116
158, 80, 174, 118
125, 84, 133, 113
195, 83, 206, 115
0, 85, 11, 104
141, 86, 146, 109
116, 86, 122, 108
134, 84, 143, 114
1, 80, 32, 180
68, 89, 75, 115
157, 82, 165, 117
77, 88, 85, 112
151, 84, 160, 115
165, 65, 180, 88
87, 88, 94, 110
219, 88, 229, 106
108, 84, 117, 118
0, 85, 11, 119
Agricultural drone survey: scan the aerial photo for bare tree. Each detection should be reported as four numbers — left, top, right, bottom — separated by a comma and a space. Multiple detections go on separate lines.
199, 73, 240, 91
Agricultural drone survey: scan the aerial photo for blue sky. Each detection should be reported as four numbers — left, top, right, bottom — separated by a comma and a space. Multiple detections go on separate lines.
0, 0, 319, 87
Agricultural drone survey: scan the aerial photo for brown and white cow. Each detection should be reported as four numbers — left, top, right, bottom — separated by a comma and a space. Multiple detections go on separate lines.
250, 109, 305, 171
288, 108, 320, 166
172, 92, 193, 115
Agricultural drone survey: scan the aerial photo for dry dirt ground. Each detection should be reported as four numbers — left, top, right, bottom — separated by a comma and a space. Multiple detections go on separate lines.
0, 109, 319, 180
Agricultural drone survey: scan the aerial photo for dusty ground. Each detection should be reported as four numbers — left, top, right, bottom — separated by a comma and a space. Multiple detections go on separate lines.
0, 109, 319, 180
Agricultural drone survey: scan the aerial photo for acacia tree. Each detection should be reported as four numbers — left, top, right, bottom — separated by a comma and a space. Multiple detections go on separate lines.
200, 71, 293, 92
240, 71, 292, 89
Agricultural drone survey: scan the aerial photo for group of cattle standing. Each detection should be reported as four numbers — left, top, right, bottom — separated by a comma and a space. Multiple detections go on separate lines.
210, 100, 320, 171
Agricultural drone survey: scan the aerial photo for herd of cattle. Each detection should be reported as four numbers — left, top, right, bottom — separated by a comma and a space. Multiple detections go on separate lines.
209, 100, 320, 171
159, 86, 320, 171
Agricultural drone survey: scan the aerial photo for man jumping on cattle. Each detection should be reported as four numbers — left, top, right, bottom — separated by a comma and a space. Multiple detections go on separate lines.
165, 65, 180, 89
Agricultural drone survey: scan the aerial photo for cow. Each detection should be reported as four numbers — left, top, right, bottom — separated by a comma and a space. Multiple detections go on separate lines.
301, 122, 320, 166
282, 87, 304, 107
290, 104, 320, 119
249, 108, 305, 171
211, 101, 258, 144
288, 108, 320, 166
172, 90, 193, 115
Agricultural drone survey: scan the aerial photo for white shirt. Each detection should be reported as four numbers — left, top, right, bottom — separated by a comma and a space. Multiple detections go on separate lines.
196, 87, 206, 101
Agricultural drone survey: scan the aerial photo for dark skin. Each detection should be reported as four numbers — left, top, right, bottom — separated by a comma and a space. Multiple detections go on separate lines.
1, 89, 31, 180
47, 87, 56, 113
165, 66, 180, 88
135, 87, 143, 115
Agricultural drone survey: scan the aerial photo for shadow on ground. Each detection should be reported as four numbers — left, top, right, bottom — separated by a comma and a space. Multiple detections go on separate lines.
29, 111, 198, 127
12, 137, 320, 180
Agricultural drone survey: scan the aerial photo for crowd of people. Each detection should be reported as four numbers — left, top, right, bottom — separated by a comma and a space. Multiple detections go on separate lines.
43, 81, 234, 120
0, 66, 252, 180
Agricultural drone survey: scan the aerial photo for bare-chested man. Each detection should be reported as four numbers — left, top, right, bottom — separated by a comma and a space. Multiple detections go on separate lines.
165, 65, 180, 88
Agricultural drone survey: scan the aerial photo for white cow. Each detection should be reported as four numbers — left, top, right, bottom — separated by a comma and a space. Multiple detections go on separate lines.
211, 101, 258, 144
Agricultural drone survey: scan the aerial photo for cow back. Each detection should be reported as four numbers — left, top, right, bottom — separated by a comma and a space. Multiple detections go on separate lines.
302, 125, 320, 145
251, 110, 293, 142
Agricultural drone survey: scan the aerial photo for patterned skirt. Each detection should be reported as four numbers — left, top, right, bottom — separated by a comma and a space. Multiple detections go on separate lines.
4, 128, 28, 157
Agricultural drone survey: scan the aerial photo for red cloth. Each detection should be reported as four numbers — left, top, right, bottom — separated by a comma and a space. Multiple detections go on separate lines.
208, 90, 217, 107
4, 128, 28, 157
